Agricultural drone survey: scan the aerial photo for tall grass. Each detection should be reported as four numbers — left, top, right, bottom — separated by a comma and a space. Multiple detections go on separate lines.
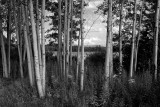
0, 52, 160, 106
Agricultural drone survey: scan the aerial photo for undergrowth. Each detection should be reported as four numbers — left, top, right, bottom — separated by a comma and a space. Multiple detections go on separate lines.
0, 53, 160, 106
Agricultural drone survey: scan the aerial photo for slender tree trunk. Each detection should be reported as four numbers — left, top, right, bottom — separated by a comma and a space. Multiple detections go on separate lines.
23, 43, 27, 62
63, 0, 68, 80
80, 0, 84, 91
69, 0, 73, 76
65, 0, 71, 80
134, 0, 144, 72
110, 21, 113, 80
18, 0, 24, 78
13, 0, 23, 80
58, 0, 62, 80
76, 31, 81, 83
25, 0, 35, 83
36, 0, 42, 79
69, 0, 73, 77
29, 0, 44, 98
66, 0, 70, 80
22, 1, 34, 86
104, 0, 112, 92
41, 0, 46, 95
0, 3, 8, 78
153, 0, 160, 81
119, 0, 124, 74
129, 0, 137, 80
7, 0, 12, 77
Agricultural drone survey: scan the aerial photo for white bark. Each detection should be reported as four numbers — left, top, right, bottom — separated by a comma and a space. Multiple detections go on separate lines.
80, 0, 84, 91
41, 0, 46, 95
29, 0, 44, 97
153, 0, 160, 81
22, 1, 34, 87
0, 4, 8, 78
129, 0, 137, 79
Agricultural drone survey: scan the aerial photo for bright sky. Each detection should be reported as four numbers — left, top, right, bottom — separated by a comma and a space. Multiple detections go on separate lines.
75, 0, 107, 46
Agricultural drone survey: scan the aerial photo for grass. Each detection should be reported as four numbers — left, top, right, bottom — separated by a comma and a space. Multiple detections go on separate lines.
0, 53, 160, 106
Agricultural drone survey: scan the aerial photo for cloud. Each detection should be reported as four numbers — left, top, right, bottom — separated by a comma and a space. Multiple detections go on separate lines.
84, 37, 101, 45
85, 0, 103, 9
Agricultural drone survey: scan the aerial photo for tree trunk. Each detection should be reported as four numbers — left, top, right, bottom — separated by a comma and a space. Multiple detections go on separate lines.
63, 0, 68, 81
58, 0, 63, 80
25, 0, 35, 83
153, 0, 160, 81
129, 0, 137, 80
29, 0, 44, 98
80, 0, 84, 91
41, 0, 46, 95
69, 0, 73, 77
104, 0, 112, 92
0, 3, 8, 78
66, 0, 71, 80
76, 31, 81, 83
119, 0, 124, 74
22, 0, 34, 87
13, 0, 23, 80
7, 0, 12, 77
134, 0, 144, 72
36, 0, 43, 79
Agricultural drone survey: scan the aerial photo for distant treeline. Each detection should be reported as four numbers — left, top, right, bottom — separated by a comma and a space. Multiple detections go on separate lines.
45, 45, 106, 52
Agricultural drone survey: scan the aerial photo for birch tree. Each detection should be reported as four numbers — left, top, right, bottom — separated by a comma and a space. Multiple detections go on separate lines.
104, 0, 112, 91
0, 1, 8, 78
76, 31, 81, 83
41, 0, 46, 95
65, 0, 71, 82
7, 0, 11, 77
21, 0, 34, 86
153, 0, 160, 81
129, 0, 137, 80
63, 0, 68, 80
58, 0, 62, 80
80, 0, 84, 91
13, 0, 23, 80
29, 0, 44, 97
134, 0, 144, 72
25, 0, 35, 82
36, 0, 42, 80
69, 0, 73, 76
119, 0, 124, 73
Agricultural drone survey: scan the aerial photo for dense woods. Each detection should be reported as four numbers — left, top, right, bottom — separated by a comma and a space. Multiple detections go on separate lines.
0, 0, 160, 106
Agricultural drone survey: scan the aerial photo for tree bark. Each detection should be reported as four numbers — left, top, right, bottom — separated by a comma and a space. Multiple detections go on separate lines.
104, 0, 112, 93
80, 0, 84, 91
13, 0, 23, 80
65, 0, 70, 82
0, 2, 8, 78
41, 0, 46, 95
21, 0, 34, 87
58, 0, 63, 80
25, 0, 35, 83
69, 0, 73, 77
153, 0, 160, 81
134, 0, 144, 72
63, 0, 68, 80
76, 31, 81, 83
36, 0, 43, 80
7, 0, 11, 77
119, 0, 124, 74
129, 0, 137, 80
29, 0, 44, 98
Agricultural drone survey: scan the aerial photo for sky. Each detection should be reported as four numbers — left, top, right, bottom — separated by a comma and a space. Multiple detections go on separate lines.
76, 0, 107, 46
